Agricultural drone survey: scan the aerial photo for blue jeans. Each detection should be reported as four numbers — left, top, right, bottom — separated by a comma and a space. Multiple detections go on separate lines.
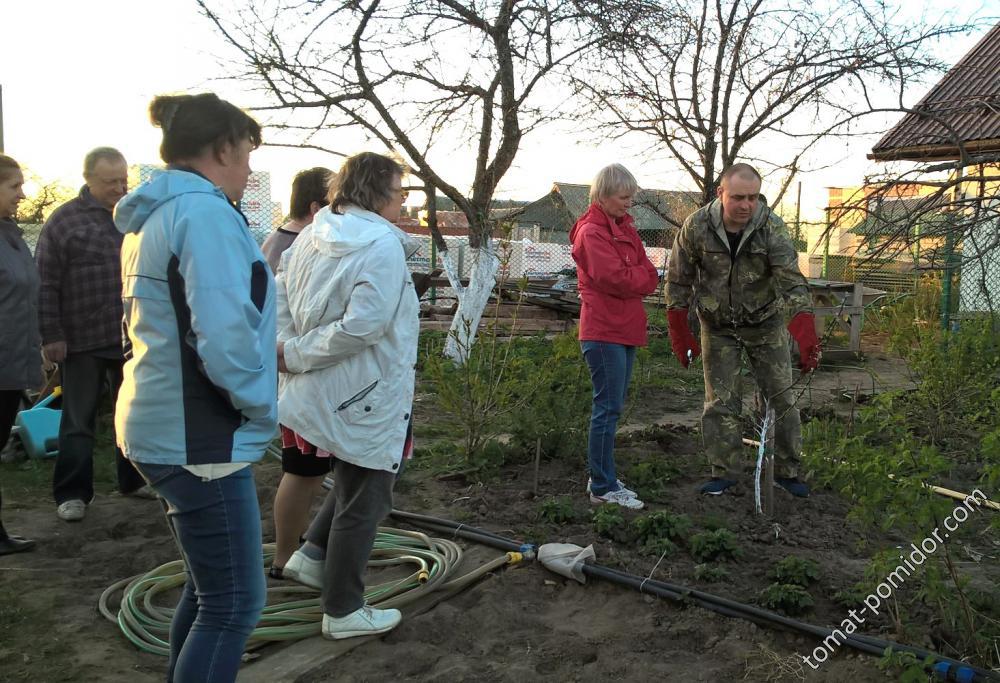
133, 463, 265, 683
582, 342, 636, 496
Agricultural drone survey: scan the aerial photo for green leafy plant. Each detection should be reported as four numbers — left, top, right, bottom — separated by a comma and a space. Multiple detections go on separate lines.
770, 556, 820, 587
537, 496, 576, 525
690, 529, 742, 563
632, 511, 692, 545
758, 583, 815, 616
876, 650, 936, 683
505, 331, 593, 460
624, 460, 680, 499
641, 537, 678, 557
693, 564, 729, 583
592, 504, 627, 540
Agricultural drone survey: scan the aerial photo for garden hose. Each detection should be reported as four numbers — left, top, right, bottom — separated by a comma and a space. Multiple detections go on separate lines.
100, 529, 521, 657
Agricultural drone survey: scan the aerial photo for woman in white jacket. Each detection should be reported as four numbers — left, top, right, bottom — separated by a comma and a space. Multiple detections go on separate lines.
276, 152, 418, 639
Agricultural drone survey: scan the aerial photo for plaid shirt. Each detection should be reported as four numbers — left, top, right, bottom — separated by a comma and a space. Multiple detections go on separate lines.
35, 186, 124, 354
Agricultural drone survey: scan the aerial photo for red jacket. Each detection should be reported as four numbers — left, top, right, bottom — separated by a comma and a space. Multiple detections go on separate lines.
570, 203, 659, 346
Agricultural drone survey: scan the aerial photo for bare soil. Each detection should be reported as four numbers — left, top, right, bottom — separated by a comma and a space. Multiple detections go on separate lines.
0, 333, 987, 683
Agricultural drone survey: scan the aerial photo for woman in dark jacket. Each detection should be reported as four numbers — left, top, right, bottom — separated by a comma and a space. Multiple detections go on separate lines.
0, 154, 40, 555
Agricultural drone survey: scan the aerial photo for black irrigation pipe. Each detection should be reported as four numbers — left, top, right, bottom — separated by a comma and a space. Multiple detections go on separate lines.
390, 509, 999, 683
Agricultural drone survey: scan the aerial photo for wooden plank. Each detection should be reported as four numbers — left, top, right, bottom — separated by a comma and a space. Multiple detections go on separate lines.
237, 546, 502, 683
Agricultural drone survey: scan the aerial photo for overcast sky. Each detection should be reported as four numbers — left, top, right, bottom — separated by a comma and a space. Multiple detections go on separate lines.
0, 1, 990, 221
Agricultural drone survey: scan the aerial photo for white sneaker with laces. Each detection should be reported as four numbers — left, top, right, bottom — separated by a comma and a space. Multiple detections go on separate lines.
587, 478, 637, 498
322, 605, 402, 640
589, 488, 644, 509
56, 499, 86, 522
282, 549, 323, 590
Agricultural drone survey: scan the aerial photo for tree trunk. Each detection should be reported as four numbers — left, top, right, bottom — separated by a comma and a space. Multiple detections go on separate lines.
443, 241, 499, 364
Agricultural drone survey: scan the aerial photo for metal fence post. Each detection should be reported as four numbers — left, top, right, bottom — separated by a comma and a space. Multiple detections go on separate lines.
940, 230, 956, 331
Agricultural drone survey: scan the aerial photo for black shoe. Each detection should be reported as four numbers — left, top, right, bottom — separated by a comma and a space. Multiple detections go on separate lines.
699, 478, 737, 495
775, 477, 810, 498
0, 535, 36, 556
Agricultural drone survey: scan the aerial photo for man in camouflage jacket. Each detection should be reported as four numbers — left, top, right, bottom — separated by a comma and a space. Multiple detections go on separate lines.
667, 164, 820, 497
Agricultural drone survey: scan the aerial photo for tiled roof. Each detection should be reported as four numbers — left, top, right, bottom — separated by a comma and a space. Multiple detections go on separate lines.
551, 183, 700, 231
870, 23, 1000, 161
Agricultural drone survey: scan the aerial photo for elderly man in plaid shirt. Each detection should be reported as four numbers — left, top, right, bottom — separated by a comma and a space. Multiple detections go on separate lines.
35, 147, 152, 521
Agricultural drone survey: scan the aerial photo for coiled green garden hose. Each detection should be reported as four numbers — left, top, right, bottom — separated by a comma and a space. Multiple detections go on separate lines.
99, 527, 523, 656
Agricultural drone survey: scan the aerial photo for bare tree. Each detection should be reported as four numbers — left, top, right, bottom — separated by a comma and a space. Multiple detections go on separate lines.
197, 0, 641, 361
15, 173, 75, 225
575, 0, 979, 207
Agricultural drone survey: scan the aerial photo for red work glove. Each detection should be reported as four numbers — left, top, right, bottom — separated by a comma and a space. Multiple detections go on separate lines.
788, 312, 821, 373
667, 308, 700, 368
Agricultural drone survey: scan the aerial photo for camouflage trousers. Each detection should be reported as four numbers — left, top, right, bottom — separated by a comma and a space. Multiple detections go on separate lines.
700, 318, 801, 479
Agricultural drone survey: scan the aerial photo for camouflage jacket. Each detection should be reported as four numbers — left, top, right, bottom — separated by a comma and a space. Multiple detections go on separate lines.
667, 199, 810, 329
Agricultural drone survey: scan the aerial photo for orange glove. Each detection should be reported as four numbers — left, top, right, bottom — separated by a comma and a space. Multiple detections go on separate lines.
667, 308, 700, 368
788, 312, 821, 373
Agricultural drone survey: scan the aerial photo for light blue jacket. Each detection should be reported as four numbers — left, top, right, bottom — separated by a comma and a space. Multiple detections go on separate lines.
114, 169, 277, 465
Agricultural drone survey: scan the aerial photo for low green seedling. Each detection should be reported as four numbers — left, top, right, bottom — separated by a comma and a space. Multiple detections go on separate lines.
641, 537, 678, 558
632, 511, 692, 545
690, 529, 742, 562
537, 496, 576, 525
759, 583, 815, 616
592, 504, 627, 539
625, 459, 680, 497
693, 563, 729, 583
877, 650, 937, 683
770, 556, 820, 587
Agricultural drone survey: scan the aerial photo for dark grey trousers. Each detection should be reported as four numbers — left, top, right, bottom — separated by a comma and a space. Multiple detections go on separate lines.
304, 458, 396, 617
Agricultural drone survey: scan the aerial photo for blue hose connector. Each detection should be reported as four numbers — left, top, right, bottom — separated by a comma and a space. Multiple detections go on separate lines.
933, 661, 976, 683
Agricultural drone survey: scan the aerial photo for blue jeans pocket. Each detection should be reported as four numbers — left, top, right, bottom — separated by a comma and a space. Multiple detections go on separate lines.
132, 462, 184, 487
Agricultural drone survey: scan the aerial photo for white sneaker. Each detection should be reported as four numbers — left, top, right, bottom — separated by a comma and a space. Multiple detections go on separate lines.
587, 477, 637, 498
322, 605, 402, 640
282, 549, 323, 590
125, 485, 160, 500
56, 499, 86, 522
589, 488, 644, 509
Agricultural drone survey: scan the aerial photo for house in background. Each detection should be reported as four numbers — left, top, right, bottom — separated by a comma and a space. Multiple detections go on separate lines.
816, 183, 947, 260
496, 182, 700, 247
867, 21, 1000, 317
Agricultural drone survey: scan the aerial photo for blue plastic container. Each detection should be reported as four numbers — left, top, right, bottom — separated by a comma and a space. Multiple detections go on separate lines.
14, 388, 62, 459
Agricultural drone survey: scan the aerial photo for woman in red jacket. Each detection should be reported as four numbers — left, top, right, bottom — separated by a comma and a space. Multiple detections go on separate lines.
570, 164, 659, 509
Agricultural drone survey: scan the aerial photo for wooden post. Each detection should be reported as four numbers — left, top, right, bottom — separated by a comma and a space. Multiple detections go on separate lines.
849, 282, 863, 356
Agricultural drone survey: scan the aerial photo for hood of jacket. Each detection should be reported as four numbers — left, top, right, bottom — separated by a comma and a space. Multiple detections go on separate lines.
705, 196, 770, 250
114, 169, 231, 235
312, 205, 421, 259
569, 202, 635, 244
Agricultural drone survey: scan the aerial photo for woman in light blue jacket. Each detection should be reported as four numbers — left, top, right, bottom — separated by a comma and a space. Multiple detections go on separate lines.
115, 93, 276, 683
276, 152, 419, 640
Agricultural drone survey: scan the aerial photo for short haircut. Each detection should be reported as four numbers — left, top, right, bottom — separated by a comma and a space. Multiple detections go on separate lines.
719, 163, 762, 186
83, 147, 126, 176
590, 163, 639, 204
289, 167, 332, 219
0, 154, 20, 183
148, 93, 262, 164
328, 152, 403, 215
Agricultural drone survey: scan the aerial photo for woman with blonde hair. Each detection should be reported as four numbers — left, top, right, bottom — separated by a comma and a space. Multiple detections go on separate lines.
570, 163, 659, 509
277, 151, 419, 639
